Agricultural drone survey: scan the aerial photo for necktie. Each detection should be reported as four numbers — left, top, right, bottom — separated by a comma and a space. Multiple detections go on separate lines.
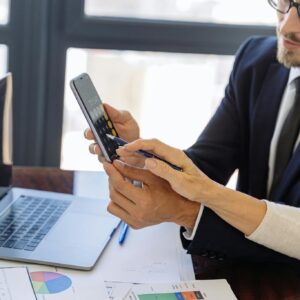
270, 77, 300, 199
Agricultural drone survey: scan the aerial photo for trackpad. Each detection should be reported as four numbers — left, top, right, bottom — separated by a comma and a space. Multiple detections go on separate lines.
36, 211, 119, 265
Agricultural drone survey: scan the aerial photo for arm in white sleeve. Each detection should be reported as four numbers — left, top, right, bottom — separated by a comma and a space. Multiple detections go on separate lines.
246, 200, 300, 260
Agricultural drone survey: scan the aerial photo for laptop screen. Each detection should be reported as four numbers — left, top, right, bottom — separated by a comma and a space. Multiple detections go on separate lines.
0, 74, 13, 198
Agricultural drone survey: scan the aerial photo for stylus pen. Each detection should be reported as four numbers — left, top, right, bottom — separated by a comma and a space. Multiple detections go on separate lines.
118, 221, 129, 245
106, 134, 182, 171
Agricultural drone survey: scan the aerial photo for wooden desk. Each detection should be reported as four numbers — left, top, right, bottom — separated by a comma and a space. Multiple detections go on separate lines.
13, 167, 300, 300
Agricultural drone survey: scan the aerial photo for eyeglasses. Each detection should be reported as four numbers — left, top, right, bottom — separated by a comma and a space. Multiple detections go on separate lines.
268, 0, 300, 17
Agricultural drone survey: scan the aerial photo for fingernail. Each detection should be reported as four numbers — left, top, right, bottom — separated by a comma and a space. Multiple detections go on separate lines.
145, 159, 157, 169
114, 160, 124, 168
116, 147, 124, 154
123, 144, 132, 151
93, 144, 98, 153
89, 144, 95, 154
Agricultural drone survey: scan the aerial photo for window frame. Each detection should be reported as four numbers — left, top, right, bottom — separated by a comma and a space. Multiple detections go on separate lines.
65, 0, 275, 55
1, 0, 276, 166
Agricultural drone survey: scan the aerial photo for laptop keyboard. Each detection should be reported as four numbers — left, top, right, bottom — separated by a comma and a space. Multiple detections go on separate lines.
0, 195, 70, 251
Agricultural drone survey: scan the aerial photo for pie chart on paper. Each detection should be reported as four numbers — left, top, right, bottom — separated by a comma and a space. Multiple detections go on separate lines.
30, 271, 72, 294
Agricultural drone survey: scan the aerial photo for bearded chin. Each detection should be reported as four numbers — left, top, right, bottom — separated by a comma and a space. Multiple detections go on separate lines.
277, 37, 300, 68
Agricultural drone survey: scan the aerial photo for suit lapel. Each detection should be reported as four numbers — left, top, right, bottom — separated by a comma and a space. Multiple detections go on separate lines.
249, 64, 289, 199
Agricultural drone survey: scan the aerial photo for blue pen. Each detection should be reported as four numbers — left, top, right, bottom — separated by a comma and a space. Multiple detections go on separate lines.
118, 222, 129, 245
106, 134, 182, 171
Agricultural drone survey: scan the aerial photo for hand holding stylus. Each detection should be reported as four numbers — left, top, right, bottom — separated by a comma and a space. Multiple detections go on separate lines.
106, 134, 182, 171
117, 138, 216, 204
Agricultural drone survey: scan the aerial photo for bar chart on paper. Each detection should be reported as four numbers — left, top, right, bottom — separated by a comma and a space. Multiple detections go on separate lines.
126, 280, 237, 300
137, 291, 204, 300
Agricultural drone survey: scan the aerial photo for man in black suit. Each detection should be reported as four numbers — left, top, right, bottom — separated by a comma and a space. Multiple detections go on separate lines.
86, 0, 300, 264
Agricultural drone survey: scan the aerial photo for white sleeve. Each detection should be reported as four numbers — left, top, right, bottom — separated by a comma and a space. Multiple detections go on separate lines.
182, 204, 204, 240
246, 200, 300, 260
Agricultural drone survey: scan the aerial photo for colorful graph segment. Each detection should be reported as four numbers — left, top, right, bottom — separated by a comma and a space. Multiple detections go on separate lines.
30, 271, 72, 294
138, 291, 204, 300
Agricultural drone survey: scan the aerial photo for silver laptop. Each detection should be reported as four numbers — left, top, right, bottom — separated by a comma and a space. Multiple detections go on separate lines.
0, 73, 120, 270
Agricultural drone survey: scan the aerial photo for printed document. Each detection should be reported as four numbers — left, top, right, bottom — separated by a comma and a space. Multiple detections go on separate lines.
0, 267, 36, 300
0, 262, 109, 300
125, 280, 237, 300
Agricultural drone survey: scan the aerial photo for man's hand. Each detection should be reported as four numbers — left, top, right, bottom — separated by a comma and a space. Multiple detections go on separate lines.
84, 103, 143, 166
103, 160, 200, 229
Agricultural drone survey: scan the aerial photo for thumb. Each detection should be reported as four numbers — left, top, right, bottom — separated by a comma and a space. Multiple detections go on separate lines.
104, 103, 131, 124
103, 103, 121, 121
145, 158, 182, 189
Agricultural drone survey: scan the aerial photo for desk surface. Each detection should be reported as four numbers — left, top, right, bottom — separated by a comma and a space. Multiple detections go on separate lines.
13, 167, 300, 300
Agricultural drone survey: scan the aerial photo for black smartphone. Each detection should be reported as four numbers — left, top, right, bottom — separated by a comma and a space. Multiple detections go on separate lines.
70, 73, 119, 162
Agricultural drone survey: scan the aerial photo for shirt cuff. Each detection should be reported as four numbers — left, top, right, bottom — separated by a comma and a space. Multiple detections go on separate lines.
182, 204, 204, 240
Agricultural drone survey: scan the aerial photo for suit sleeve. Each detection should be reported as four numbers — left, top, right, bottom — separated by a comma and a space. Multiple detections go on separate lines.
185, 36, 252, 184
182, 37, 300, 265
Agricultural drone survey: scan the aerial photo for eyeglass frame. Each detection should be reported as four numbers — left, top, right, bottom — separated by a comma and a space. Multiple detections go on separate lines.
268, 0, 300, 17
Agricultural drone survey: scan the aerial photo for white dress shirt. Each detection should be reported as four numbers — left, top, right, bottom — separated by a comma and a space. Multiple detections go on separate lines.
184, 67, 300, 251
267, 67, 300, 194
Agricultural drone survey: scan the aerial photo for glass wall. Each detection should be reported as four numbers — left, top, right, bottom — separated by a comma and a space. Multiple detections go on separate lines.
85, 0, 275, 25
0, 45, 8, 78
0, 0, 9, 25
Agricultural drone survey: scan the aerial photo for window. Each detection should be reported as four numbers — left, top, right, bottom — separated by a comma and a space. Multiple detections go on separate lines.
85, 0, 275, 25
61, 48, 233, 171
1, 0, 274, 167
0, 45, 8, 77
0, 0, 9, 25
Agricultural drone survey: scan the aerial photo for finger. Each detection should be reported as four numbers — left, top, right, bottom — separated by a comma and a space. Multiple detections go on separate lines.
107, 202, 138, 229
104, 103, 133, 124
118, 155, 146, 169
109, 183, 136, 210
84, 128, 95, 140
116, 146, 131, 157
103, 162, 144, 201
117, 147, 145, 162
113, 160, 152, 184
123, 139, 190, 170
102, 162, 111, 175
144, 158, 181, 189
117, 149, 143, 162
107, 201, 130, 221
97, 154, 106, 163
89, 143, 101, 155
119, 156, 145, 168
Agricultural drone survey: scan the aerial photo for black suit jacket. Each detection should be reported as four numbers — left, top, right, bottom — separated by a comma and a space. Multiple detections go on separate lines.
183, 36, 300, 265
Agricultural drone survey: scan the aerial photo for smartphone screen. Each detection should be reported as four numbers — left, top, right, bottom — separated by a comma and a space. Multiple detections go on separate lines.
70, 73, 119, 162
